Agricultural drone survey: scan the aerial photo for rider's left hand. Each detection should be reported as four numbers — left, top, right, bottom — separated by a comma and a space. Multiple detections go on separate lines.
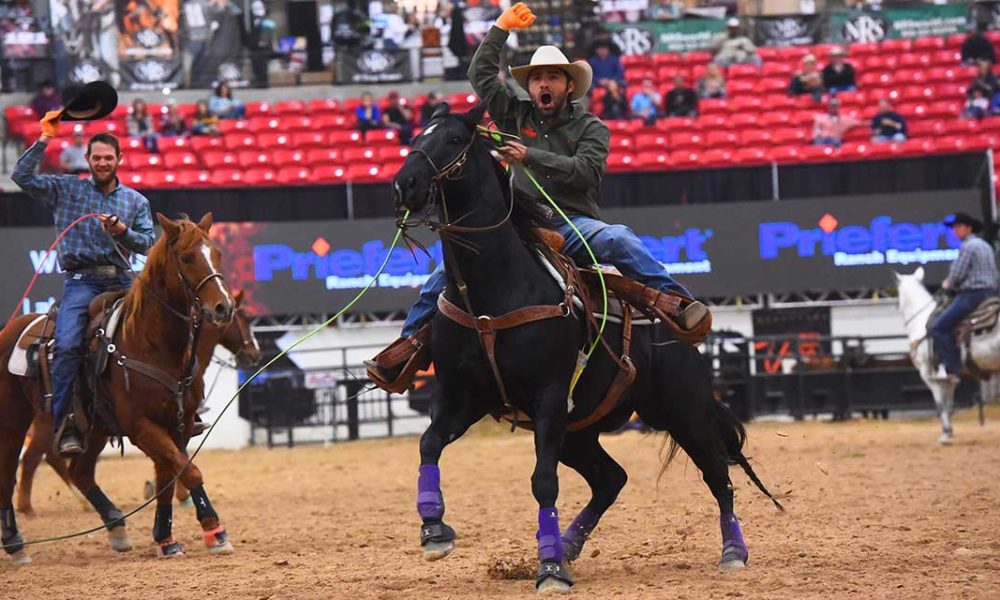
100, 213, 127, 236
498, 141, 528, 163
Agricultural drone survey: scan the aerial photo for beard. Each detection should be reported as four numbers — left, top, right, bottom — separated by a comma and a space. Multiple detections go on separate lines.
532, 89, 568, 117
90, 166, 117, 186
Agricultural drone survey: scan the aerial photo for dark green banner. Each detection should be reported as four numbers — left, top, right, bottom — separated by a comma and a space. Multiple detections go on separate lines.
605, 19, 727, 55
830, 6, 969, 43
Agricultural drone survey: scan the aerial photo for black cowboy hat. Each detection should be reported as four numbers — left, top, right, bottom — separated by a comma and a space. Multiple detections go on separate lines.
944, 212, 984, 232
59, 81, 118, 122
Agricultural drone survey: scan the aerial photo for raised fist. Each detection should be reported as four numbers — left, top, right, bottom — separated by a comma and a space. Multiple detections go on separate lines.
496, 2, 535, 31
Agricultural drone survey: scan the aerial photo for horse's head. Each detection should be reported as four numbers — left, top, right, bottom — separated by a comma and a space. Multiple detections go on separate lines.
393, 102, 488, 215
220, 290, 262, 368
893, 266, 932, 317
156, 212, 235, 327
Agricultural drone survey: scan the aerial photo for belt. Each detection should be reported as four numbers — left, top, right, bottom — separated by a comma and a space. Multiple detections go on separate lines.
68, 265, 124, 278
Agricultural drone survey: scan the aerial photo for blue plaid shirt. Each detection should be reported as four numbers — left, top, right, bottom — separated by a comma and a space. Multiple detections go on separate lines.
12, 141, 155, 272
947, 234, 999, 291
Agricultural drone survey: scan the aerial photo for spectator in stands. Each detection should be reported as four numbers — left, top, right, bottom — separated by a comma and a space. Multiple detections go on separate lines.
697, 63, 726, 99
356, 91, 383, 134
961, 22, 996, 66
712, 18, 760, 67
127, 98, 158, 153
601, 79, 629, 120
59, 128, 89, 174
664, 74, 698, 117
191, 100, 220, 136
812, 98, 862, 147
421, 91, 443, 125
822, 47, 856, 95
870, 99, 907, 143
588, 40, 626, 91
968, 60, 999, 100
630, 78, 662, 125
789, 54, 824, 101
382, 92, 414, 145
647, 0, 684, 21
208, 82, 246, 119
30, 80, 61, 119
160, 104, 188, 138
963, 88, 991, 120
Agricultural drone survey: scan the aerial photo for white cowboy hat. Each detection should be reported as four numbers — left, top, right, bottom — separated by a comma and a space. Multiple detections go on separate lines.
509, 45, 592, 102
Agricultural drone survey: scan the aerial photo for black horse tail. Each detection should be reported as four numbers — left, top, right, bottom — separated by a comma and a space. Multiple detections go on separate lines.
712, 400, 786, 512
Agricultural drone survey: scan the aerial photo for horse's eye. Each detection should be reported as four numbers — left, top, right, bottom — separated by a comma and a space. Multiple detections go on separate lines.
181, 254, 195, 264
451, 136, 462, 144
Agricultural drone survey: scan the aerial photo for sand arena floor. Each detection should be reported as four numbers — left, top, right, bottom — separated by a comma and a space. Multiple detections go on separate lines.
3, 408, 999, 599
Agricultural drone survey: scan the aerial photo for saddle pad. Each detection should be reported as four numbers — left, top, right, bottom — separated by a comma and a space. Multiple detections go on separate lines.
104, 300, 125, 343
8, 314, 48, 377
968, 297, 1000, 333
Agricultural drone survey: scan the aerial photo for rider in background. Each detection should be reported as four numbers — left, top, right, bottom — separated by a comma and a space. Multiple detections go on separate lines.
930, 212, 998, 383
11, 111, 154, 456
366, 2, 707, 389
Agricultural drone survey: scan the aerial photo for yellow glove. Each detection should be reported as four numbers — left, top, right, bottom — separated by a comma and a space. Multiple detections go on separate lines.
496, 2, 535, 31
40, 110, 62, 139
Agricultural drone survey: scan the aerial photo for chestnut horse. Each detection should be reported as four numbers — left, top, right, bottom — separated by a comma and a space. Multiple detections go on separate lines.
14, 290, 261, 516
1, 213, 236, 564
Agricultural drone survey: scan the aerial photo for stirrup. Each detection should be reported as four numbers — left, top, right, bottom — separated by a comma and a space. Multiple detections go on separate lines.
54, 415, 84, 457
365, 324, 432, 393
679, 301, 709, 330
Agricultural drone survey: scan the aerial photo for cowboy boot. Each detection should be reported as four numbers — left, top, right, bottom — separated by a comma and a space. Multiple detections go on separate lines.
55, 414, 83, 457
679, 301, 709, 330
364, 323, 432, 393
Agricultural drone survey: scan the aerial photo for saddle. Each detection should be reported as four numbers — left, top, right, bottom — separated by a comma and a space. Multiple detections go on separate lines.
926, 294, 1000, 378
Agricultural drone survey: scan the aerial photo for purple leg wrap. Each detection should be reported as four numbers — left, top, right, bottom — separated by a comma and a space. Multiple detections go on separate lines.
563, 506, 599, 546
721, 513, 748, 562
537, 507, 564, 563
417, 464, 444, 522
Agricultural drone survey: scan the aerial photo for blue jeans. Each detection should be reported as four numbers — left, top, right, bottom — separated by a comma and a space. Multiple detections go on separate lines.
872, 133, 906, 143
50, 273, 131, 430
930, 289, 997, 374
401, 215, 690, 337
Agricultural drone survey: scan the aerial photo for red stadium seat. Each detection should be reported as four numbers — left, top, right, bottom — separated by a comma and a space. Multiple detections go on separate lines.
306, 148, 343, 166
282, 115, 315, 131
313, 113, 354, 130
634, 132, 670, 150
258, 132, 294, 147
880, 39, 913, 54
705, 130, 739, 148
761, 62, 793, 78
201, 151, 239, 169
124, 152, 163, 171
654, 116, 696, 133
633, 151, 671, 171
699, 99, 729, 115
313, 164, 349, 183
223, 132, 257, 150
244, 102, 272, 118
610, 135, 634, 151
913, 36, 945, 51
293, 131, 328, 148
158, 136, 190, 152
273, 149, 307, 164
727, 96, 763, 112
758, 112, 792, 128
741, 129, 773, 146
189, 136, 225, 152
799, 145, 837, 162
120, 172, 147, 188
696, 114, 728, 130
175, 169, 212, 187
274, 100, 306, 115
605, 153, 635, 172
377, 146, 410, 161
758, 77, 788, 94
244, 168, 278, 185
669, 150, 702, 168
728, 64, 759, 80
733, 147, 770, 164
771, 145, 804, 164
308, 98, 341, 114
237, 151, 270, 168
217, 119, 249, 133
209, 168, 244, 186
365, 129, 400, 145
345, 164, 384, 182
329, 130, 363, 146
837, 142, 872, 160
343, 147, 378, 163
381, 161, 405, 178
162, 151, 199, 169
701, 148, 734, 166
669, 131, 704, 149
898, 53, 932, 69
771, 127, 809, 145
931, 50, 960, 66
247, 116, 282, 133
727, 80, 757, 95
848, 42, 879, 57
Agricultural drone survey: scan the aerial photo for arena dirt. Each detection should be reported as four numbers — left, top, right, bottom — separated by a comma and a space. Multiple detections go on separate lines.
4, 409, 999, 599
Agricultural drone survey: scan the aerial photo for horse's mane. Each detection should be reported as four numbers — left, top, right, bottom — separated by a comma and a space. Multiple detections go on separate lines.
121, 217, 201, 338
482, 140, 549, 249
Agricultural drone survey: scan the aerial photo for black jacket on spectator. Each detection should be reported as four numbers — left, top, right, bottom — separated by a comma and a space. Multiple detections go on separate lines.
961, 32, 996, 65
602, 93, 629, 120
871, 111, 907, 138
969, 73, 1000, 98
665, 87, 698, 117
821, 63, 856, 90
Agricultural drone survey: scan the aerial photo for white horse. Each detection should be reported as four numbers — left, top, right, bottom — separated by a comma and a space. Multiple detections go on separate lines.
894, 267, 958, 444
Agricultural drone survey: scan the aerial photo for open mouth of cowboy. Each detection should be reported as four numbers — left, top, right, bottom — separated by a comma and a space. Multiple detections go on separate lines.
538, 91, 554, 110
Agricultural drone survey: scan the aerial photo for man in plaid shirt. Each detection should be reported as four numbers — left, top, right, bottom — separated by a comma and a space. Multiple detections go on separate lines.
12, 111, 154, 456
929, 212, 998, 382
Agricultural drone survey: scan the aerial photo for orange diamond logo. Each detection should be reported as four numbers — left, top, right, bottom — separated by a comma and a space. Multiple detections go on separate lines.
312, 237, 331, 257
818, 213, 838, 234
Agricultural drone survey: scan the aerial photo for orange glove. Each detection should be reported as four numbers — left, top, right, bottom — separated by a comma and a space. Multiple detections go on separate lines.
40, 110, 62, 139
496, 2, 535, 31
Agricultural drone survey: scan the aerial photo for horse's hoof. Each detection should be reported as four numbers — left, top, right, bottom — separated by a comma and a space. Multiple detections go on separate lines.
719, 558, 746, 572
536, 561, 573, 595
108, 526, 133, 552
156, 539, 185, 558
9, 550, 31, 566
537, 579, 572, 595
209, 541, 235, 556
422, 540, 453, 561
938, 431, 954, 445
203, 526, 235, 555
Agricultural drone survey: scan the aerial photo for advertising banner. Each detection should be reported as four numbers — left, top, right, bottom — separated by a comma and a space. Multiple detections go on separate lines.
0, 1, 49, 59
752, 307, 831, 374
183, 0, 247, 88
49, 0, 121, 85
117, 0, 182, 90
830, 6, 969, 44
334, 47, 413, 85
0, 190, 980, 320
604, 18, 727, 55
751, 14, 823, 47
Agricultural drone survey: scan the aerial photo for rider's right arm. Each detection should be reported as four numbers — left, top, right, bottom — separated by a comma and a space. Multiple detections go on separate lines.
946, 245, 971, 290
12, 140, 61, 209
468, 26, 522, 131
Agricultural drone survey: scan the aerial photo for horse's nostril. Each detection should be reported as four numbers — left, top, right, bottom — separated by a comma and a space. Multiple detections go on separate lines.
215, 302, 228, 319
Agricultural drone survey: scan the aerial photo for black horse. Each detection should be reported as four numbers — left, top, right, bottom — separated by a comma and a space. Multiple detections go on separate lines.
397, 104, 782, 594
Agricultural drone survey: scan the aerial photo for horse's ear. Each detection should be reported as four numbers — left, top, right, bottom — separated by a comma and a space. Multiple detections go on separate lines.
914, 266, 925, 281
197, 212, 214, 233
234, 289, 244, 307
462, 102, 488, 127
157, 212, 181, 240
431, 102, 450, 121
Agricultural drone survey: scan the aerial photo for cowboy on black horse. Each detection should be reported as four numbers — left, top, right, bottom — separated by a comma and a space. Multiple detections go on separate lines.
930, 211, 998, 383
10, 83, 154, 457
366, 2, 708, 391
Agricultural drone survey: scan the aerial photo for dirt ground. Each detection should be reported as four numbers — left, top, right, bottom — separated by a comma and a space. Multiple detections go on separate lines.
3, 409, 999, 600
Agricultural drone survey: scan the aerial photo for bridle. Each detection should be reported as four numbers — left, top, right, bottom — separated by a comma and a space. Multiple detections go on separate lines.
225, 308, 260, 368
